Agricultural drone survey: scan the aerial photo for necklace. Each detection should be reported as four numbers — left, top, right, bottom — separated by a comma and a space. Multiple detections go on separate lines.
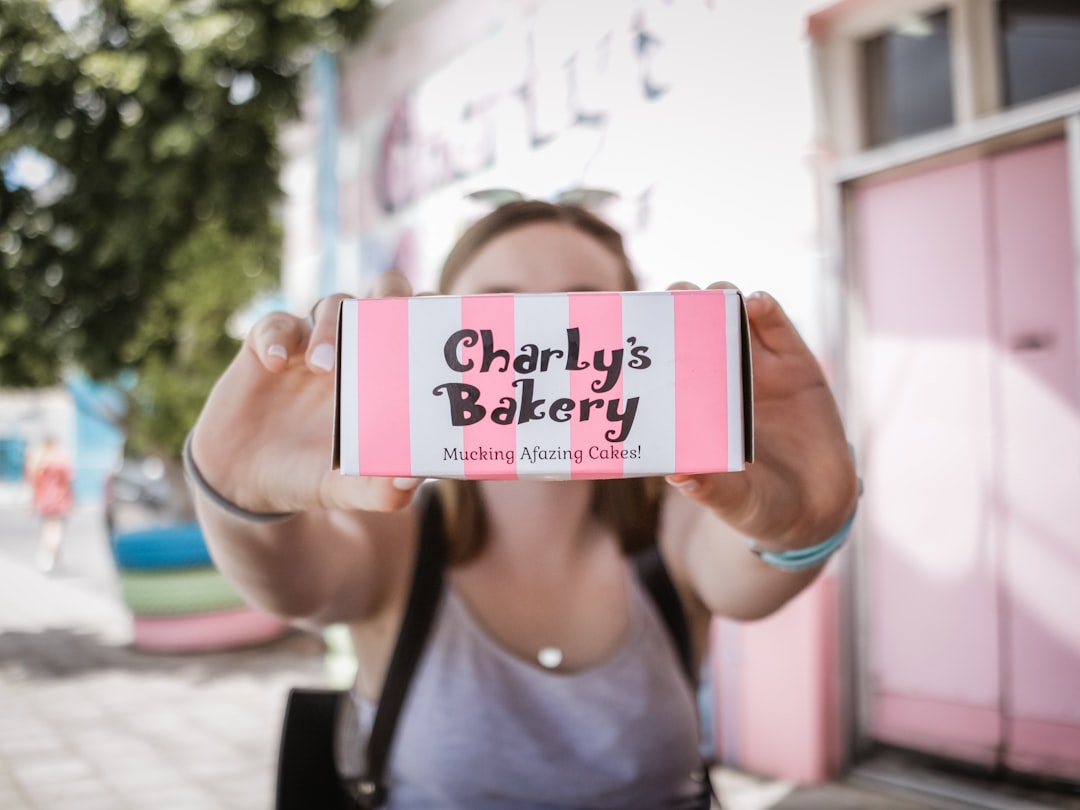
537, 646, 563, 669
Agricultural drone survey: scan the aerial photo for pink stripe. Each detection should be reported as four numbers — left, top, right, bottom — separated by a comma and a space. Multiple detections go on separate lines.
674, 292, 728, 473
355, 298, 411, 476
874, 693, 1000, 765
1007, 718, 1080, 779
569, 294, 624, 479
461, 295, 517, 478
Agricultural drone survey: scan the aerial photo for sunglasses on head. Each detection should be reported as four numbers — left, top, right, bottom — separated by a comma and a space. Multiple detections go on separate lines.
464, 187, 620, 210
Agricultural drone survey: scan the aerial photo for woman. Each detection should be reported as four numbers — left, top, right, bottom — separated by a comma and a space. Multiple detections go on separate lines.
26, 435, 75, 574
187, 201, 859, 808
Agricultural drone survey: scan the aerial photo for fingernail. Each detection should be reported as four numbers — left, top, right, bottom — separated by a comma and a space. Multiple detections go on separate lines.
268, 344, 288, 361
392, 477, 422, 491
310, 343, 335, 372
666, 476, 701, 494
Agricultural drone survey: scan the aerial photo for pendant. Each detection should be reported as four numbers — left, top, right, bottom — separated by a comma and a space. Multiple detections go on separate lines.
537, 646, 563, 669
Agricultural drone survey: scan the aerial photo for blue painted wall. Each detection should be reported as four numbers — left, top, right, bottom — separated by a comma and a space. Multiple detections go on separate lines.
65, 375, 125, 503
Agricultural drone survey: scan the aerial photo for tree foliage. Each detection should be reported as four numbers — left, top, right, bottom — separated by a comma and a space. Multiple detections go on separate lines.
0, 0, 373, 455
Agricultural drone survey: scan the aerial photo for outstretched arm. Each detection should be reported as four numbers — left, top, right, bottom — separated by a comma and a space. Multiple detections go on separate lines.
663, 285, 859, 621
188, 273, 422, 626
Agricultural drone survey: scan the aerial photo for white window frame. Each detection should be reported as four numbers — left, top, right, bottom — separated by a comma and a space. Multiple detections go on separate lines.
812, 0, 1002, 158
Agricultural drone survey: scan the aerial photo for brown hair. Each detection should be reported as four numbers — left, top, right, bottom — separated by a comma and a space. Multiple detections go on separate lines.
439, 199, 638, 295
435, 200, 662, 565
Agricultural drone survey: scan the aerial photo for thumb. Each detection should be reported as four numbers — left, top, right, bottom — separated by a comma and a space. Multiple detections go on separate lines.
745, 291, 810, 357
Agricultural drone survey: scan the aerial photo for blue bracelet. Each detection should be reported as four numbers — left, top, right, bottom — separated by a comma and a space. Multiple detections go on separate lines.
746, 501, 858, 573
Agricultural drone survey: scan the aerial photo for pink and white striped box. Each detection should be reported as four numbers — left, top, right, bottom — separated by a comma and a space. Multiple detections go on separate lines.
333, 289, 753, 480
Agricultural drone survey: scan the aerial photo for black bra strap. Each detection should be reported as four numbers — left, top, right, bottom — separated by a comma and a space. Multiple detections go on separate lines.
354, 489, 446, 808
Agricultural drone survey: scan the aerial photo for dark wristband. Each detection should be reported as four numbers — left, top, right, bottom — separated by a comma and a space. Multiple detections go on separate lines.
182, 432, 297, 524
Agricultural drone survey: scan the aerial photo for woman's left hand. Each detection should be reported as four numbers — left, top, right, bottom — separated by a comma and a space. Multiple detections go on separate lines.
665, 282, 859, 551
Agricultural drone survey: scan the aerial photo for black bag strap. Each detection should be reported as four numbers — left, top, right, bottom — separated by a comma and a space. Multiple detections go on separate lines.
276, 688, 356, 810
633, 543, 694, 684
351, 488, 446, 808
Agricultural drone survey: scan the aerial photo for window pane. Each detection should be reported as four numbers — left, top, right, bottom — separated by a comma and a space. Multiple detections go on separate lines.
863, 9, 954, 147
1000, 0, 1080, 107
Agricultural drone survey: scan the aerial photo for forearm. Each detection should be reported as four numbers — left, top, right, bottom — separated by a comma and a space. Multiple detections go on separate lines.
192, 499, 344, 624
663, 286, 861, 620
668, 469, 859, 621
680, 508, 825, 621
184, 433, 378, 625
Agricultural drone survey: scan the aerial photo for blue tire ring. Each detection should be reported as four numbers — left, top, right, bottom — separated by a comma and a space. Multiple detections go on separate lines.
119, 567, 246, 616
113, 523, 213, 571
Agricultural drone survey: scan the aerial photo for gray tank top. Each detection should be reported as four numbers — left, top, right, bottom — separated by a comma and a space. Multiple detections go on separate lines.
338, 563, 706, 809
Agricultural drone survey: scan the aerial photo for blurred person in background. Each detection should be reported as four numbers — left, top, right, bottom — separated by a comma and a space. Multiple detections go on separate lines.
186, 200, 859, 809
25, 435, 75, 574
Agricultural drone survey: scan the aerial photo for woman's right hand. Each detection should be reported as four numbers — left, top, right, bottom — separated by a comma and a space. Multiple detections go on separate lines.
190, 271, 423, 517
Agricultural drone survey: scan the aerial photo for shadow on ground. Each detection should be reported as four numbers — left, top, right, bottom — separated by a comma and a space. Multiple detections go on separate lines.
0, 626, 325, 683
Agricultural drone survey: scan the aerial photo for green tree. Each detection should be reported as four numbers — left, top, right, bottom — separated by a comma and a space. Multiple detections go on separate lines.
0, 0, 373, 456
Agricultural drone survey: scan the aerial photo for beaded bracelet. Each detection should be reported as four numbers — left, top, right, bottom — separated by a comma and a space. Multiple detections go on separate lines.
182, 432, 297, 524
746, 505, 857, 572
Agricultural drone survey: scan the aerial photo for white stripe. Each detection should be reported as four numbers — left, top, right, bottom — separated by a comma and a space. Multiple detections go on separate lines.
513, 294, 573, 479
339, 301, 361, 475
409, 297, 465, 478
727, 292, 746, 471
622, 292, 677, 477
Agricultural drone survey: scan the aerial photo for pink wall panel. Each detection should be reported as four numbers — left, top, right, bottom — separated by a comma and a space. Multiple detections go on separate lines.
874, 693, 1001, 765
856, 161, 1002, 730
735, 575, 839, 784
989, 140, 1078, 401
1007, 718, 1080, 780
856, 137, 1080, 781
989, 140, 1080, 751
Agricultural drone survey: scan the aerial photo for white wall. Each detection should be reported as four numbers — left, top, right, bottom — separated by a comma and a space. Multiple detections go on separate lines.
282, 0, 841, 351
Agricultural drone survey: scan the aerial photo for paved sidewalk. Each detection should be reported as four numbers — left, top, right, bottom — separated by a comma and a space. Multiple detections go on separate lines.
0, 497, 899, 810
2, 496, 1071, 809
0, 500, 327, 810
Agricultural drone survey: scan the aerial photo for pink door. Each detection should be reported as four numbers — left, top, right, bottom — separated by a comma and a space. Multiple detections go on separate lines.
854, 137, 1080, 780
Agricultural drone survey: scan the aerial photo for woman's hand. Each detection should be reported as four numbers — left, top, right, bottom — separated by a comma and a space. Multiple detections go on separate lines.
665, 282, 859, 551
190, 271, 423, 517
